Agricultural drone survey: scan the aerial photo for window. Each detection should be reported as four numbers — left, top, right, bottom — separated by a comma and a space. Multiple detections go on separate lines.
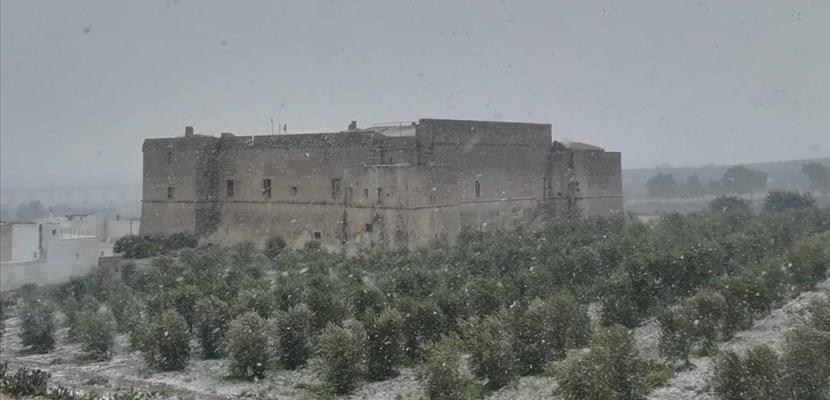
363, 188, 369, 199
331, 178, 341, 199
262, 179, 272, 198
542, 178, 549, 200
429, 194, 437, 204
51, 229, 56, 235
226, 179, 234, 197
377, 187, 383, 203
167, 187, 174, 199
365, 223, 373, 232
475, 180, 481, 198
313, 231, 322, 240
100, 251, 105, 257
291, 186, 298, 196
167, 151, 173, 163
346, 187, 353, 201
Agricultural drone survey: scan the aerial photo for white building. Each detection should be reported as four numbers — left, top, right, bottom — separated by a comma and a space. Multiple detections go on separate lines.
0, 212, 140, 291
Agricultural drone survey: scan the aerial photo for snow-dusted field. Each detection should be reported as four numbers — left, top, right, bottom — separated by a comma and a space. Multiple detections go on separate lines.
3, 277, 827, 399
645, 278, 830, 400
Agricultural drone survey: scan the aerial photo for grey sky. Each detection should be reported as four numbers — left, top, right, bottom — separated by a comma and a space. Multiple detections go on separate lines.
1, 0, 828, 188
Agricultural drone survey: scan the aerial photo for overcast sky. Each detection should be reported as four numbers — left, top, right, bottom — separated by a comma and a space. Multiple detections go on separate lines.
1, 0, 828, 188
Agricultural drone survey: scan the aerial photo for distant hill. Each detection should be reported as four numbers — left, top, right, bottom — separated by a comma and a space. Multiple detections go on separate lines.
623, 157, 830, 199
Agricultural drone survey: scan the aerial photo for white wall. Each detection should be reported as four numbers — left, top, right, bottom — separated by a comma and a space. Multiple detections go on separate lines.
1, 234, 99, 291
106, 218, 140, 242
11, 223, 39, 261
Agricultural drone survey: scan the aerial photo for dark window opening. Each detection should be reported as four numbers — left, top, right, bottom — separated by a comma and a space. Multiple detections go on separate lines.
291, 186, 298, 196
429, 194, 437, 204
226, 179, 234, 197
167, 187, 174, 199
363, 188, 369, 199
167, 151, 173, 163
262, 179, 272, 198
365, 223, 373, 232
475, 180, 481, 198
377, 187, 383, 203
313, 231, 322, 240
51, 229, 56, 235
331, 178, 341, 199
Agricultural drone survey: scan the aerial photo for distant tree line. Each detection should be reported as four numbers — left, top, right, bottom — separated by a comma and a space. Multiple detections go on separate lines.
646, 162, 829, 200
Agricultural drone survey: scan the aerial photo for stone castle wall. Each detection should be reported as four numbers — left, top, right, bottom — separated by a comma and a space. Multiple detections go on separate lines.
140, 119, 624, 253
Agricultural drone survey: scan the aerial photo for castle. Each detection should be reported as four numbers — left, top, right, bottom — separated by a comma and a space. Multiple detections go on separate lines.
140, 118, 622, 253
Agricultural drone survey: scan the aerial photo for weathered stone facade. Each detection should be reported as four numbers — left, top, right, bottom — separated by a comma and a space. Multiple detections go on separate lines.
140, 118, 623, 253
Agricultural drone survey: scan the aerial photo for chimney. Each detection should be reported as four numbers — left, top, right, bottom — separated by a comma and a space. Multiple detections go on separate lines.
185, 126, 194, 137
348, 121, 357, 131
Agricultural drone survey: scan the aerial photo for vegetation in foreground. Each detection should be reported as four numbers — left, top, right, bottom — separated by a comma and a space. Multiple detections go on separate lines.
1, 198, 829, 399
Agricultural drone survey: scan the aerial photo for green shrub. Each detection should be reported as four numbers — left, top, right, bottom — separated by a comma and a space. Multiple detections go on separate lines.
224, 311, 270, 380
420, 335, 471, 400
146, 285, 201, 331
78, 308, 116, 361
657, 306, 694, 368
264, 236, 287, 259
713, 346, 783, 400
61, 295, 99, 342
708, 196, 753, 213
143, 310, 190, 371
788, 234, 830, 290
781, 320, 830, 399
365, 307, 405, 381
514, 294, 590, 375
463, 311, 518, 390
0, 366, 50, 397
764, 190, 816, 213
193, 295, 231, 359
163, 232, 198, 250
687, 289, 727, 343
552, 325, 660, 400
273, 303, 313, 369
399, 297, 446, 362
18, 300, 57, 354
316, 319, 366, 395
233, 287, 274, 319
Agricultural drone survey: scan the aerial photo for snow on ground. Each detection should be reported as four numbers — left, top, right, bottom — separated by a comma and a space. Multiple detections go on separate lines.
489, 376, 560, 400
646, 278, 830, 400
1, 316, 315, 399
4, 277, 827, 399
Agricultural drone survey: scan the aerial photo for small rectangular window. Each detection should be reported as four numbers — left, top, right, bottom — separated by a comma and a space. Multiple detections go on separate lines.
363, 188, 369, 199
331, 178, 342, 199
262, 179, 272, 198
429, 194, 437, 204
167, 151, 173, 163
365, 223, 373, 232
227, 180, 234, 197
291, 186, 298, 196
377, 187, 383, 203
167, 187, 174, 199
313, 231, 322, 240
475, 180, 481, 198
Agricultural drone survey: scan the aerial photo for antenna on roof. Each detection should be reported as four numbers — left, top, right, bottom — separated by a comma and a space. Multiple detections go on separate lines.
270, 118, 275, 135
